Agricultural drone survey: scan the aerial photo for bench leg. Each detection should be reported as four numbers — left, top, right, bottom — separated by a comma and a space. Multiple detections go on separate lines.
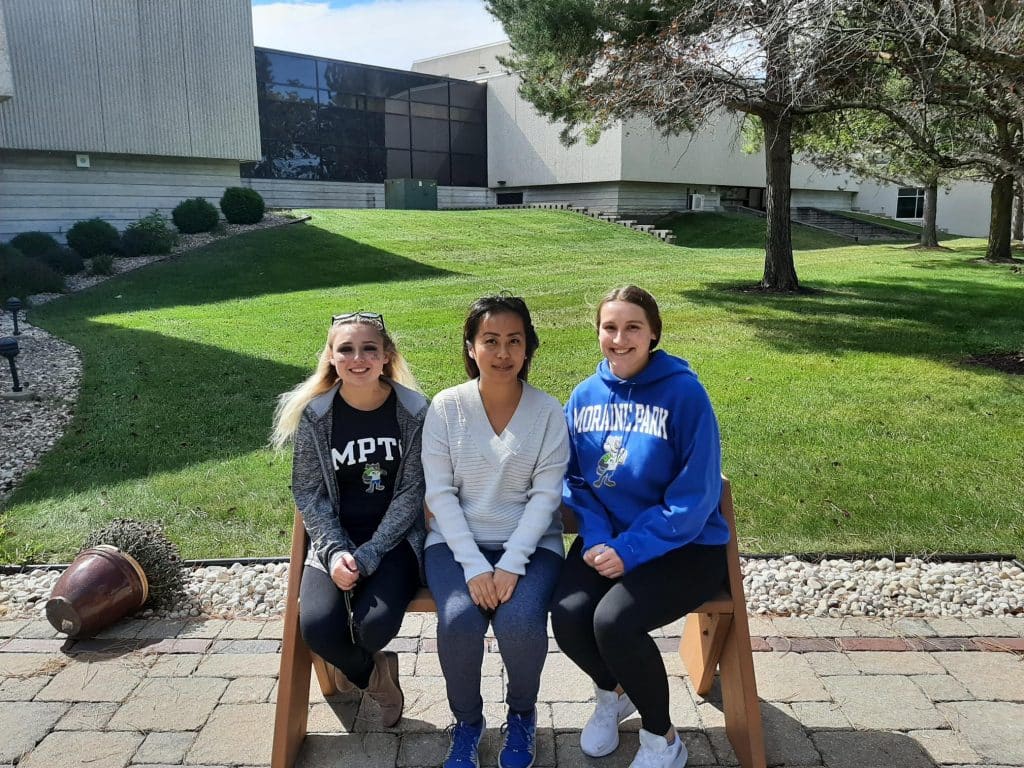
272, 606, 314, 768
680, 612, 732, 697
718, 622, 766, 768
313, 655, 337, 697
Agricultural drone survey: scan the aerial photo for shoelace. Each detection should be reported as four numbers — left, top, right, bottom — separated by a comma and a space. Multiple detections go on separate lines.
445, 722, 481, 765
500, 713, 534, 754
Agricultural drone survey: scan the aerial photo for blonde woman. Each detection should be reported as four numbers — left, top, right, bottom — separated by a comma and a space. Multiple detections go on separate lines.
272, 312, 427, 728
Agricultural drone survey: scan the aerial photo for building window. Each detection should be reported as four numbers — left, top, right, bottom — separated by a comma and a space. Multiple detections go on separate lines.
896, 187, 925, 219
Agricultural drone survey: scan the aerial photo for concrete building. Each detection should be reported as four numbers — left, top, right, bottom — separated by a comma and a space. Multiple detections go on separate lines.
0, 3, 990, 241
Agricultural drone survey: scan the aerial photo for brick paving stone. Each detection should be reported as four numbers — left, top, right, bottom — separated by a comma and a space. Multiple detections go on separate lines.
415, 651, 503, 677
54, 702, 119, 730
937, 701, 1024, 764
910, 674, 972, 702
786, 701, 852, 729
397, 614, 424, 638
766, 637, 838, 653
0, 652, 66, 676
133, 732, 196, 765
216, 620, 264, 640
555, 730, 640, 768
802, 617, 860, 637
759, 702, 822, 766
17, 620, 61, 639
141, 638, 213, 654
812, 730, 935, 768
220, 675, 276, 704
136, 619, 187, 639
211, 639, 279, 654
295, 732, 399, 768
68, 638, 146, 655
383, 637, 419, 653
257, 620, 284, 640
194, 652, 281, 678
537, 654, 597, 703
749, 637, 771, 651
2, 637, 70, 652
18, 730, 144, 768
108, 676, 228, 731
146, 654, 202, 677
746, 616, 778, 636
393, 674, 457, 732
702, 724, 740, 766
653, 636, 680, 652
908, 729, 980, 765
306, 698, 363, 733
421, 638, 438, 652
750, 653, 830, 702
0, 619, 29, 637
36, 657, 147, 702
397, 731, 451, 766
0, 674, 48, 699
837, 637, 912, 651
93, 620, 149, 640
840, 618, 899, 637
974, 637, 1024, 653
934, 651, 1024, 701
890, 617, 940, 637
846, 650, 944, 675
1000, 617, 1024, 637
926, 617, 976, 637
966, 617, 1019, 637
187, 702, 276, 764
177, 619, 228, 639
801, 652, 860, 677
907, 637, 977, 651
0, 701, 70, 763
770, 617, 824, 638
661, 651, 685, 676
822, 675, 944, 730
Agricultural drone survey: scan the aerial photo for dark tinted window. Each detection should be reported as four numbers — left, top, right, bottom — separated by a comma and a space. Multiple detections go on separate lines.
319, 107, 367, 146
260, 101, 319, 141
319, 61, 365, 94
259, 52, 317, 88
384, 113, 410, 149
385, 98, 409, 115
252, 141, 322, 180
450, 107, 484, 124
387, 149, 411, 178
413, 151, 451, 184
450, 121, 486, 155
496, 191, 523, 205
896, 187, 925, 218
452, 153, 487, 187
450, 81, 485, 110
410, 80, 449, 105
320, 91, 366, 110
366, 70, 428, 99
264, 83, 318, 104
411, 102, 449, 120
411, 117, 449, 152
366, 112, 386, 148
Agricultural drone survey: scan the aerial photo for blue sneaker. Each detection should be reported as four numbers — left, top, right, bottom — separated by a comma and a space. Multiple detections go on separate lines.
499, 709, 536, 768
443, 717, 485, 768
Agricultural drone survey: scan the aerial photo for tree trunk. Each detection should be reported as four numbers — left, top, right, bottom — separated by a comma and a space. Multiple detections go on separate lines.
920, 180, 939, 247
1013, 177, 1023, 242
761, 114, 799, 291
986, 173, 1014, 261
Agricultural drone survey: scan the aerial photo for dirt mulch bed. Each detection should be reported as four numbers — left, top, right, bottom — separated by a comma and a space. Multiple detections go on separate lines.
963, 352, 1024, 375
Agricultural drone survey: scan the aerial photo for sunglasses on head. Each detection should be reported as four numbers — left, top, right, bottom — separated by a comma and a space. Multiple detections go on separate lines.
331, 311, 386, 331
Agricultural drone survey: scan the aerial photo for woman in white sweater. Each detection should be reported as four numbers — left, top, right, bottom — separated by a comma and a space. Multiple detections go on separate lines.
422, 295, 569, 768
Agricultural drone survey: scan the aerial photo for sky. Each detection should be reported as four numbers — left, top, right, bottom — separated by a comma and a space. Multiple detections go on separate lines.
251, 0, 507, 70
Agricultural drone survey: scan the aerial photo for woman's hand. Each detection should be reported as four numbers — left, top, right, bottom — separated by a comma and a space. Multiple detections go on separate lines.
330, 552, 360, 591
493, 569, 520, 604
583, 544, 606, 569
592, 545, 625, 580
467, 572, 501, 611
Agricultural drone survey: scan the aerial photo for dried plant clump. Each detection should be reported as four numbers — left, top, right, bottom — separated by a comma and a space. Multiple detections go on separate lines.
83, 519, 186, 610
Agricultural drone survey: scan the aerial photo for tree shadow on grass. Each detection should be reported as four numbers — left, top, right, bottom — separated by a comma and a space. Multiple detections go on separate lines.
680, 275, 1024, 367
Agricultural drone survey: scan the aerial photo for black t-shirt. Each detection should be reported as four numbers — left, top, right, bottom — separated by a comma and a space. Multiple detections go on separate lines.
330, 388, 402, 545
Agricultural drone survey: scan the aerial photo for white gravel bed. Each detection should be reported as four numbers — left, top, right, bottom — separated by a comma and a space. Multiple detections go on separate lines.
2, 556, 1021, 622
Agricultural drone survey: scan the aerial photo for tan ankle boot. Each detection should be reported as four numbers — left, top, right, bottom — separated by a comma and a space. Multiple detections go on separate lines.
331, 664, 357, 695
366, 650, 403, 727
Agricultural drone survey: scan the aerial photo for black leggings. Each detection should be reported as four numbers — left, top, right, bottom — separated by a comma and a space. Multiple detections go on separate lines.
299, 541, 419, 689
550, 537, 728, 735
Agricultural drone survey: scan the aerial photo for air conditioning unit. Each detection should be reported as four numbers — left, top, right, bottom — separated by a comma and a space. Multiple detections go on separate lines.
689, 193, 705, 211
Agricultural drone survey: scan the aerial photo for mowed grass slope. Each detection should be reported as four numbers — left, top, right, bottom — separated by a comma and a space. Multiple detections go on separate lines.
2, 209, 1022, 561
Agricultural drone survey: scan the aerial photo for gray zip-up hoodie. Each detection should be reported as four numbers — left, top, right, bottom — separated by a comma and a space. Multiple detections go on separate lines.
291, 379, 429, 579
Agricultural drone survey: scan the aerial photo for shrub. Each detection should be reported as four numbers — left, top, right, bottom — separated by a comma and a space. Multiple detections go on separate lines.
88, 253, 115, 276
10, 231, 60, 259
172, 197, 219, 234
119, 211, 178, 257
41, 246, 85, 275
219, 187, 265, 225
66, 218, 120, 259
0, 243, 64, 297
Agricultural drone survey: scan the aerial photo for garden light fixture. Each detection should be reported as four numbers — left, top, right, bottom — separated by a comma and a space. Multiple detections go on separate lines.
5, 297, 23, 335
0, 336, 22, 392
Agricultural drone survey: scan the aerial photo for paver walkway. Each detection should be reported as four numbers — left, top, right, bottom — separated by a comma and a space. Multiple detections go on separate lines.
1, 614, 1022, 767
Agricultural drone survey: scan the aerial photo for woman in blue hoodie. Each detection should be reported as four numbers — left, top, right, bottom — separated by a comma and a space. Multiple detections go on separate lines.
551, 285, 730, 768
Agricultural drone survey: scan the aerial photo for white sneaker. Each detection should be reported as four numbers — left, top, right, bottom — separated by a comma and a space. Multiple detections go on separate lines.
579, 688, 637, 757
629, 728, 688, 768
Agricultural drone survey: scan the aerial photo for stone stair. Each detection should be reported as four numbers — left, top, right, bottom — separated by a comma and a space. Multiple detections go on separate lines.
477, 202, 678, 244
791, 207, 917, 241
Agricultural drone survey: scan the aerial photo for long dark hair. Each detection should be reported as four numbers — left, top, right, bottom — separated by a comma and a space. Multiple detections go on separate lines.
596, 285, 663, 351
462, 294, 541, 381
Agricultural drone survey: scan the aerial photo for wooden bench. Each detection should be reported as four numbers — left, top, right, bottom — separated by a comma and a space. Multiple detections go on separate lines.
272, 478, 765, 768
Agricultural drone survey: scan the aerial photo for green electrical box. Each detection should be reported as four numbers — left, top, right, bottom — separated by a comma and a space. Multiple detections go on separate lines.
384, 178, 438, 210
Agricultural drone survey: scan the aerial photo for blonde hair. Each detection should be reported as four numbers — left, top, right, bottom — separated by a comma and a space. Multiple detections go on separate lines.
270, 316, 418, 449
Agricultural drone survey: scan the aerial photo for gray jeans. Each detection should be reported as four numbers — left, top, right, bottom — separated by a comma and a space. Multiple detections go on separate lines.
425, 542, 563, 723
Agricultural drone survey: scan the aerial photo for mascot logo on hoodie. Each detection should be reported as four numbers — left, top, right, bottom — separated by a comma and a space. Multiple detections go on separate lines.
594, 436, 628, 488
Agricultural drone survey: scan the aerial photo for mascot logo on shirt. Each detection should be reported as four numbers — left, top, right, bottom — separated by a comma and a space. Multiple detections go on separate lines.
594, 435, 628, 488
362, 463, 386, 493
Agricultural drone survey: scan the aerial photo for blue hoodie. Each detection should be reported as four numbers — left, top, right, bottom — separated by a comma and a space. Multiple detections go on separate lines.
563, 350, 730, 572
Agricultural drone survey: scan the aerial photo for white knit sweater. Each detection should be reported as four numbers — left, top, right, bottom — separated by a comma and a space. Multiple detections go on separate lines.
422, 379, 570, 581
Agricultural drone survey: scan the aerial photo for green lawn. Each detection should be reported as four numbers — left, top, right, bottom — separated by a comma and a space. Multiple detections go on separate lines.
3, 210, 1022, 562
